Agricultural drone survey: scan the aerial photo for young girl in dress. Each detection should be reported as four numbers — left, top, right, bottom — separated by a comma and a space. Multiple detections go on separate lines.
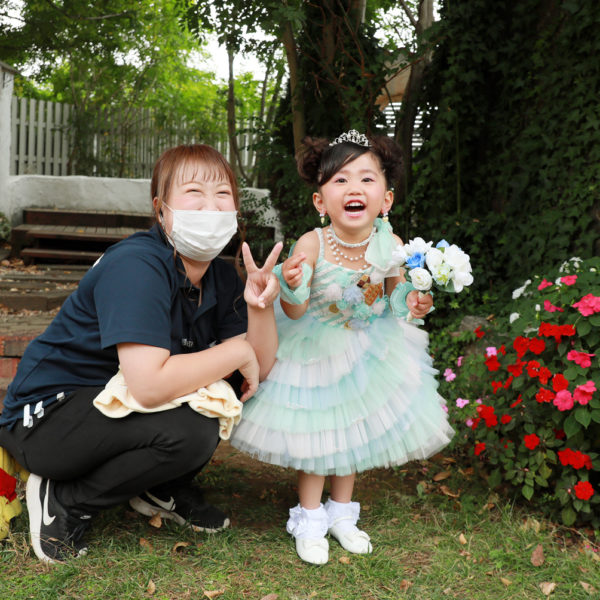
230, 130, 453, 565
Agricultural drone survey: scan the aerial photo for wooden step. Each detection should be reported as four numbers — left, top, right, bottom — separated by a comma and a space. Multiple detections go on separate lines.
23, 208, 154, 228
19, 248, 104, 263
12, 224, 139, 244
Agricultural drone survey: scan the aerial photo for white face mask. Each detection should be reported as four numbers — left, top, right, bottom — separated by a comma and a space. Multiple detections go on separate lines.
163, 205, 238, 262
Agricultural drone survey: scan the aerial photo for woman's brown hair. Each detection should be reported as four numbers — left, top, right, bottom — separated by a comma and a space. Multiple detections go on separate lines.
151, 144, 240, 223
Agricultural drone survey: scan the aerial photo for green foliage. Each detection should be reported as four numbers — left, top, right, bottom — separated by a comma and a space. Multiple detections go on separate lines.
409, 0, 600, 309
441, 257, 600, 526
0, 212, 11, 242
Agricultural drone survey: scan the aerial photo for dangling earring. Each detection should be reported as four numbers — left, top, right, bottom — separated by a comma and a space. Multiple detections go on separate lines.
381, 210, 389, 222
320, 211, 327, 226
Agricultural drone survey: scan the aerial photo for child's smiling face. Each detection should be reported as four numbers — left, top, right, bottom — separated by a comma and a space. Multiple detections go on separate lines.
313, 151, 393, 239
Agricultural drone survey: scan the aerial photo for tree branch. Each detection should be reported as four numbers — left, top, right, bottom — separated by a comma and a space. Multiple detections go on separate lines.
397, 0, 419, 30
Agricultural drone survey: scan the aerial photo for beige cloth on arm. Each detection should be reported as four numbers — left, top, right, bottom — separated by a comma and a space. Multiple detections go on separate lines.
93, 369, 243, 440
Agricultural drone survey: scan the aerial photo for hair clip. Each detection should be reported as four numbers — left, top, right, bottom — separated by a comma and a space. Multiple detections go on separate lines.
330, 129, 370, 147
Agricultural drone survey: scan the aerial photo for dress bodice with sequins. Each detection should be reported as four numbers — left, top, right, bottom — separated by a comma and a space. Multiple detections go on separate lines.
306, 228, 389, 330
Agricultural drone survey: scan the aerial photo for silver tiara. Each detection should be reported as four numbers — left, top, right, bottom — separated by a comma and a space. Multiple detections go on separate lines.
330, 129, 370, 147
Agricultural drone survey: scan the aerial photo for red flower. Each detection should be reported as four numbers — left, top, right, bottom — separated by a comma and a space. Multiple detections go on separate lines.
501, 414, 512, 425
0, 468, 17, 503
470, 417, 481, 430
574, 481, 594, 501
474, 326, 485, 339
558, 448, 593, 470
485, 355, 501, 372
491, 381, 503, 394
558, 448, 573, 466
535, 387, 555, 403
538, 367, 552, 385
552, 373, 569, 392
528, 338, 546, 355
510, 394, 523, 408
538, 279, 553, 290
498, 345, 507, 355
513, 336, 530, 358
507, 359, 525, 377
474, 442, 486, 456
526, 361, 540, 378
504, 375, 514, 389
538, 322, 576, 344
524, 433, 540, 450
553, 428, 566, 440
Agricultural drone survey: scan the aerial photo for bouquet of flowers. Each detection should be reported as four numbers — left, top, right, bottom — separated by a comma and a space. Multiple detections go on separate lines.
392, 237, 474, 295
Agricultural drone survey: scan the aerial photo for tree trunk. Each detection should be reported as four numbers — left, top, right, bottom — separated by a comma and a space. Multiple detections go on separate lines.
226, 43, 238, 174
281, 20, 305, 155
395, 0, 434, 209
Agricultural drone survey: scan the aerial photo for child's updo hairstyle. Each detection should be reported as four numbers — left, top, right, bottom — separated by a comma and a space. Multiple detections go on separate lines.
296, 133, 403, 189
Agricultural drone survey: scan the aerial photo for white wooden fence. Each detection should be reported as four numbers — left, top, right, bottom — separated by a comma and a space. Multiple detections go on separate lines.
10, 97, 71, 176
9, 96, 257, 179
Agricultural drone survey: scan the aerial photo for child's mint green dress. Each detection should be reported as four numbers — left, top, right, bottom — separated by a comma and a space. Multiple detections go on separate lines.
230, 227, 454, 476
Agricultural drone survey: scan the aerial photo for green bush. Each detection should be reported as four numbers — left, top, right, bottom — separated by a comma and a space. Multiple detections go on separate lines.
0, 212, 10, 243
441, 256, 600, 526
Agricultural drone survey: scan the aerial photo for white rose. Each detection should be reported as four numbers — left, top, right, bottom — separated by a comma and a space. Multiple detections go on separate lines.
451, 268, 474, 292
425, 247, 444, 270
509, 312, 520, 323
431, 263, 452, 286
443, 245, 471, 272
409, 267, 433, 291
391, 244, 408, 266
405, 237, 433, 256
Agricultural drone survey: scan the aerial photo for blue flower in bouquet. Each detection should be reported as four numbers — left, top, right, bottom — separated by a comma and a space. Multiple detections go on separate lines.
406, 252, 426, 269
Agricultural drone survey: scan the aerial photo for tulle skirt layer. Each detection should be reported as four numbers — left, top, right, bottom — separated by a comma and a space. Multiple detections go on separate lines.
230, 309, 454, 476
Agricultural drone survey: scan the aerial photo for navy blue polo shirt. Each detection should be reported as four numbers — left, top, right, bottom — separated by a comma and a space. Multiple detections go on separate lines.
0, 225, 247, 428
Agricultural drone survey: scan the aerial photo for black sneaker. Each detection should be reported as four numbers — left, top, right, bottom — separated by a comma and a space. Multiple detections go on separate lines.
129, 485, 230, 532
26, 473, 92, 563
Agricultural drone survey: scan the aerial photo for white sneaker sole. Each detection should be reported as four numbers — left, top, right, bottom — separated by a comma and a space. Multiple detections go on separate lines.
26, 474, 55, 563
128, 496, 230, 533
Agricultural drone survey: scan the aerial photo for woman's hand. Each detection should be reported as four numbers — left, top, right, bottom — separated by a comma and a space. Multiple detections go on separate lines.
243, 241, 283, 309
236, 341, 260, 402
281, 252, 306, 289
407, 290, 433, 320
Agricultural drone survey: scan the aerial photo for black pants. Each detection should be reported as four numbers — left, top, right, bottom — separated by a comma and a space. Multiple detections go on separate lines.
0, 387, 220, 514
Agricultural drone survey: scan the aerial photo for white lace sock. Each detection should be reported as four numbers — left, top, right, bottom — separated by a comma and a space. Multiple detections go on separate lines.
286, 503, 328, 539
324, 498, 361, 532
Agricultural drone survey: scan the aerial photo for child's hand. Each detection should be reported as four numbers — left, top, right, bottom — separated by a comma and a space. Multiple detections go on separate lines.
281, 252, 306, 289
407, 290, 433, 320
242, 241, 283, 309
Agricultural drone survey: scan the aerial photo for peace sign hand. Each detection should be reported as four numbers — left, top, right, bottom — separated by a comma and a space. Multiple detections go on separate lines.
242, 241, 283, 309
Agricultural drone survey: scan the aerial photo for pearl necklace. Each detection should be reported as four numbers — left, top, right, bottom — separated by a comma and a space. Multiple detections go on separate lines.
330, 226, 375, 248
326, 227, 370, 269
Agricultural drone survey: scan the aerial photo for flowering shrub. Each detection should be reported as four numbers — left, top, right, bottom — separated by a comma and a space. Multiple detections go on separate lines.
444, 257, 600, 526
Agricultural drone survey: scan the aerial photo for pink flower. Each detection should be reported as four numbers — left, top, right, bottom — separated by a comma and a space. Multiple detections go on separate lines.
444, 368, 456, 382
574, 381, 597, 405
538, 279, 553, 290
457, 355, 464, 367
465, 418, 474, 427
573, 294, 600, 316
560, 275, 577, 285
553, 389, 574, 411
567, 350, 595, 368
441, 404, 448, 413
456, 398, 470, 408
486, 346, 497, 357
544, 299, 564, 313
475, 398, 482, 404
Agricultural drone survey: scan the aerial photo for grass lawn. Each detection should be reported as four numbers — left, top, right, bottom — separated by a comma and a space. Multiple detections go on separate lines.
2, 442, 599, 600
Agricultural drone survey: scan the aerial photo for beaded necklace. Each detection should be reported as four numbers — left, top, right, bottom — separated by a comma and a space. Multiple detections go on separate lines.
326, 226, 374, 270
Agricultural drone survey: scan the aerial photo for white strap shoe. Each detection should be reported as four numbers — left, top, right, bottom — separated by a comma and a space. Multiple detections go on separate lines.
286, 504, 330, 565
295, 536, 329, 565
325, 498, 373, 554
